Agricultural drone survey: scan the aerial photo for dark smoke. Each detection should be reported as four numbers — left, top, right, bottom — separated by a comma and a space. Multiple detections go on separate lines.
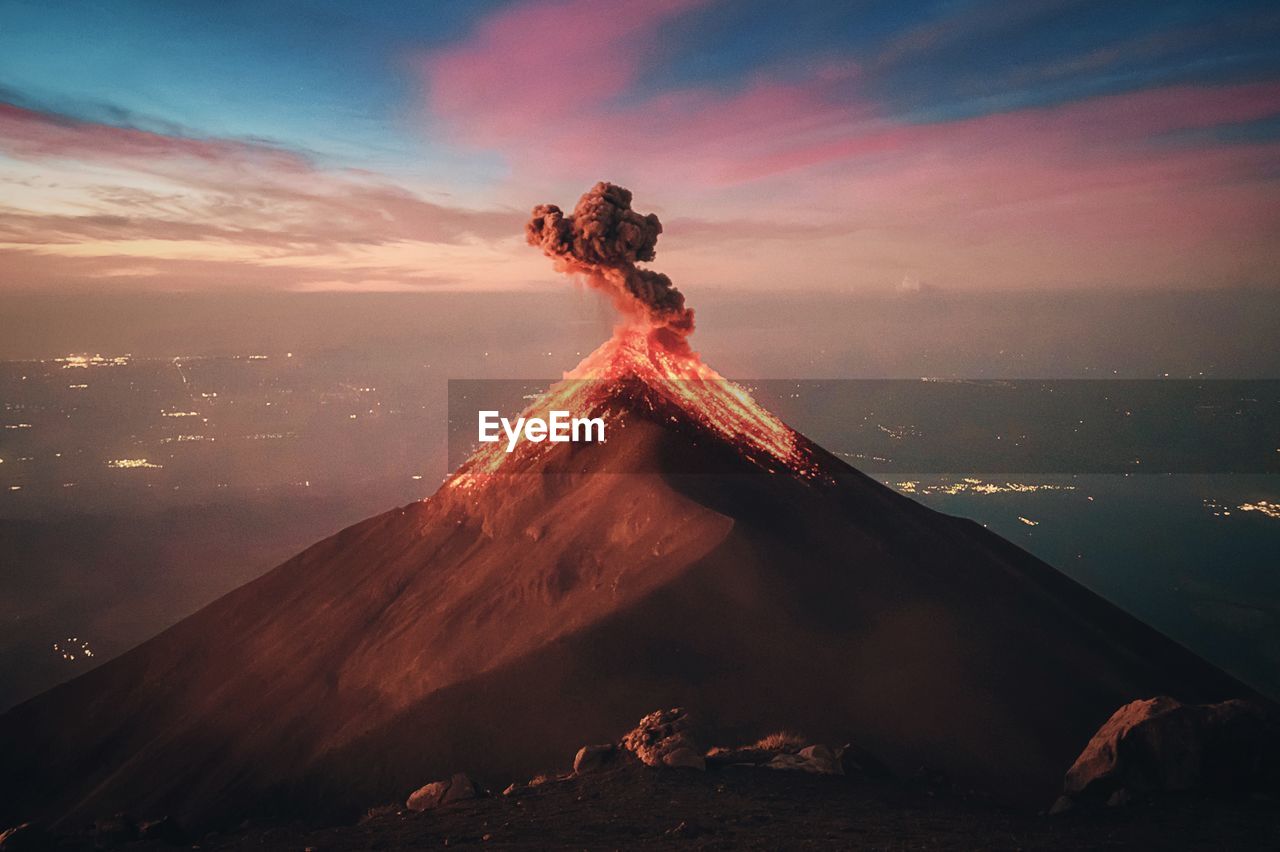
526, 182, 694, 336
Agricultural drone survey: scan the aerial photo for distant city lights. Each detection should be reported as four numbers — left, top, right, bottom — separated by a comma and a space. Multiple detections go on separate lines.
52, 637, 94, 661
1239, 501, 1280, 520
54, 354, 131, 369
894, 478, 1076, 496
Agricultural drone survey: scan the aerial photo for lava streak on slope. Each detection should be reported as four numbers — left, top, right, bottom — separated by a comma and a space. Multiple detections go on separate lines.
448, 328, 817, 488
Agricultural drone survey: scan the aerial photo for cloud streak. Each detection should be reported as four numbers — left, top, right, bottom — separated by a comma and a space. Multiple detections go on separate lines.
0, 102, 525, 291
417, 0, 1280, 290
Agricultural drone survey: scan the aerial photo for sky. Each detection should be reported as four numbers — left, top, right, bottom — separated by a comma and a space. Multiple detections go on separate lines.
1, 0, 1279, 295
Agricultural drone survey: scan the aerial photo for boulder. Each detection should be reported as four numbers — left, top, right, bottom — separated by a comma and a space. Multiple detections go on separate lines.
661, 747, 706, 771
406, 773, 480, 812
765, 745, 841, 775
1062, 696, 1279, 804
765, 753, 810, 771
406, 780, 449, 812
798, 745, 842, 774
573, 743, 618, 774
442, 773, 480, 804
621, 708, 701, 768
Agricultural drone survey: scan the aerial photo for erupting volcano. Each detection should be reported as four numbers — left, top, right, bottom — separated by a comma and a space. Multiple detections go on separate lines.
460, 181, 810, 484
0, 184, 1253, 832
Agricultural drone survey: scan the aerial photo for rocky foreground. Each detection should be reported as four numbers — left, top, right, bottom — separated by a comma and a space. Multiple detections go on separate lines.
7, 758, 1275, 851
4, 699, 1277, 851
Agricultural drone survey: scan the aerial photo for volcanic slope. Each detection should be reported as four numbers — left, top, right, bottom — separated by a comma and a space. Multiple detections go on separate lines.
0, 331, 1249, 829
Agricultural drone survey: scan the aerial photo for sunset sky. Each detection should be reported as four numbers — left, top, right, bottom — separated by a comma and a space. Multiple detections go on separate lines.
2, 0, 1279, 295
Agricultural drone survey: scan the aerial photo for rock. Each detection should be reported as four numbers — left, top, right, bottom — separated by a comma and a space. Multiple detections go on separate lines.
661, 747, 706, 771
1063, 696, 1278, 803
573, 743, 617, 774
1065, 697, 1200, 797
797, 744, 842, 775
765, 747, 841, 775
765, 753, 810, 771
138, 815, 187, 844
501, 783, 519, 797
406, 773, 479, 812
707, 737, 869, 775
621, 708, 701, 768
406, 780, 450, 812
0, 823, 53, 851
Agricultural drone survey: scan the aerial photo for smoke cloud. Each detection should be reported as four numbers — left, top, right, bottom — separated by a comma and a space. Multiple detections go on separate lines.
526, 182, 694, 337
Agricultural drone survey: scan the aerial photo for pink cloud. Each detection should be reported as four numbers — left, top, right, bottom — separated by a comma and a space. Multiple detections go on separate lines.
424, 0, 707, 148
416, 1, 1280, 289
0, 102, 520, 247
0, 103, 311, 175
0, 102, 537, 291
0, 244, 467, 292
421, 12, 1280, 191
417, 0, 1280, 195
709, 82, 1280, 184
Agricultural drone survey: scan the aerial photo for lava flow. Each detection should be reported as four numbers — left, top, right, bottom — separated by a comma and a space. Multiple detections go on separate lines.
449, 327, 814, 487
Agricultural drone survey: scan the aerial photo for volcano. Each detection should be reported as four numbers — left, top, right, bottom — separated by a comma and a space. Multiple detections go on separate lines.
0, 326, 1251, 830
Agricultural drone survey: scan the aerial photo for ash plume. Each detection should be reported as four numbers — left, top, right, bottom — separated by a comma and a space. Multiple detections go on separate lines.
526, 182, 694, 338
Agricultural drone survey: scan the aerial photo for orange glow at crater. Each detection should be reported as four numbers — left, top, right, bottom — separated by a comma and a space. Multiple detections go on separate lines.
449, 326, 815, 489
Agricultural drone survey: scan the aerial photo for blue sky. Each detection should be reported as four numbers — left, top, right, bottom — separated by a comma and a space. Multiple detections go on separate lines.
0, 0, 1277, 294
5, 0, 1277, 162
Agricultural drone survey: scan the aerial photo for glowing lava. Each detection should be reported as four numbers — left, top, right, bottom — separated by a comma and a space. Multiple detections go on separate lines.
449, 328, 814, 489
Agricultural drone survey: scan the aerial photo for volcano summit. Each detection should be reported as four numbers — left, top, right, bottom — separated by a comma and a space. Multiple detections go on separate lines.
0, 185, 1255, 832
